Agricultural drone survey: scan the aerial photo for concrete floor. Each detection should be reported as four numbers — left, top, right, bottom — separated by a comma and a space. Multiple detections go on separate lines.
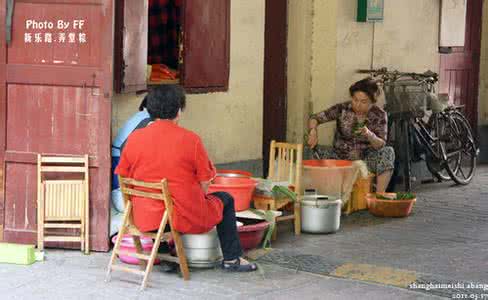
1, 166, 486, 299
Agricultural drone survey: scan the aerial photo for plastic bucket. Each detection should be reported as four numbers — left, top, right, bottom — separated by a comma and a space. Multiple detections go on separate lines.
208, 177, 258, 211
303, 160, 354, 199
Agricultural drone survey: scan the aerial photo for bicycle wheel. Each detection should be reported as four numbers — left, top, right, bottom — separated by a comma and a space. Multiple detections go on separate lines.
426, 113, 459, 181
444, 111, 477, 185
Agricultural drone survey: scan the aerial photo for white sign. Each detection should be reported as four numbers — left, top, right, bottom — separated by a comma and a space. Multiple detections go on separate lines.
23, 19, 88, 44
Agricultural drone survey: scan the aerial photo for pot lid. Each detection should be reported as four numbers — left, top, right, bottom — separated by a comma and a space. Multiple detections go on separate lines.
301, 195, 341, 206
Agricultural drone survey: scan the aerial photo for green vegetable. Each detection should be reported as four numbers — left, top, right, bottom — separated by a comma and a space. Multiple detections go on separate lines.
271, 185, 297, 202
375, 192, 416, 200
352, 121, 367, 136
249, 209, 276, 249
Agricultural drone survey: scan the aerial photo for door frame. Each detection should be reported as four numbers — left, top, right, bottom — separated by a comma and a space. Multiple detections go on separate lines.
0, 0, 7, 241
262, 0, 288, 177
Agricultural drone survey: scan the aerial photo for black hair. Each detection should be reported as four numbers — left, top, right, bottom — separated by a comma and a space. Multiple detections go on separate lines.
146, 85, 186, 120
349, 77, 380, 103
138, 96, 147, 111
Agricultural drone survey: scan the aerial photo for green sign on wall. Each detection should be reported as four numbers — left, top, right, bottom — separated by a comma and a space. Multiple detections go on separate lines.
357, 0, 384, 22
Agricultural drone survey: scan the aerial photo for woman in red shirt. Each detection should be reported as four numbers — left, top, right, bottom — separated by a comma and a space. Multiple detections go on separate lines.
115, 85, 257, 272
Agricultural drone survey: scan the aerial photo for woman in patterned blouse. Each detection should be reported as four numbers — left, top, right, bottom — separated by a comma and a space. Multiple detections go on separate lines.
307, 78, 395, 192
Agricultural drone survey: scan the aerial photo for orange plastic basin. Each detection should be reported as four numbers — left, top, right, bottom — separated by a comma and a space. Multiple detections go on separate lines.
303, 159, 353, 168
366, 193, 416, 217
216, 169, 252, 177
208, 177, 258, 211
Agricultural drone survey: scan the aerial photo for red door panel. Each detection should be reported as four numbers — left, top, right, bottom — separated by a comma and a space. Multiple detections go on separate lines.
182, 0, 230, 90
439, 0, 482, 130
0, 0, 113, 251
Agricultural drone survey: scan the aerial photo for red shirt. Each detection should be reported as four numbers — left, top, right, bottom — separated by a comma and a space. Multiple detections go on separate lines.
115, 120, 223, 233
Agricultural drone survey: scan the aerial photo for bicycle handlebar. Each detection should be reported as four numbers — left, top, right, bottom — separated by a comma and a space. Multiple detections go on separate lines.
357, 68, 438, 84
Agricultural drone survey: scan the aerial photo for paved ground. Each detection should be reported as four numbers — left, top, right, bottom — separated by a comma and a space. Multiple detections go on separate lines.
0, 249, 441, 300
265, 165, 488, 298
1, 166, 486, 299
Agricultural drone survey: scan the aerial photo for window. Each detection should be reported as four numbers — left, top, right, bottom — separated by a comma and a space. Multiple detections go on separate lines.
114, 0, 230, 94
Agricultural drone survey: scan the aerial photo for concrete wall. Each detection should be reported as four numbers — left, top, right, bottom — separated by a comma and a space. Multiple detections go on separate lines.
286, 0, 313, 143
112, 1, 265, 164
288, 0, 441, 146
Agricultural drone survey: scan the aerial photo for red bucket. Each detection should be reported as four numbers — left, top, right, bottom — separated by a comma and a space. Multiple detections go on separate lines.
208, 176, 258, 211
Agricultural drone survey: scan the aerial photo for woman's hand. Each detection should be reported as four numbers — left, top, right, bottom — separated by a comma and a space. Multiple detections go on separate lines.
356, 126, 373, 138
308, 128, 318, 148
357, 126, 386, 149
200, 181, 210, 194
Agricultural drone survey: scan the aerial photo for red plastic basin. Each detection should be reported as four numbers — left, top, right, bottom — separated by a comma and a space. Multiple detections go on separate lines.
217, 169, 252, 177
208, 176, 258, 211
237, 221, 269, 250
303, 159, 353, 168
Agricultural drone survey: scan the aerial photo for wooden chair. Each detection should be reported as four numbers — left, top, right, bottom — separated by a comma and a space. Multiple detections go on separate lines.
37, 154, 90, 254
106, 176, 190, 290
253, 140, 303, 237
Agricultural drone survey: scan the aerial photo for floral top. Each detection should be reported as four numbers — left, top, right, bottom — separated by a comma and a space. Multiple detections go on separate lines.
310, 101, 388, 159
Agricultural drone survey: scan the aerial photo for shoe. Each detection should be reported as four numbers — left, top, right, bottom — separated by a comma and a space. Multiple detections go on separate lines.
221, 258, 258, 272
157, 241, 171, 254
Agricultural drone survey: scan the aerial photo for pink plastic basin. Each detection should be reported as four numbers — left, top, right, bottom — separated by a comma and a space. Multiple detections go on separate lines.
208, 176, 258, 211
111, 234, 160, 265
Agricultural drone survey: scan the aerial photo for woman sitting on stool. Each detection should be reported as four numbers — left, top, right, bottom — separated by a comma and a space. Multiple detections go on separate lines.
307, 78, 395, 192
115, 85, 257, 272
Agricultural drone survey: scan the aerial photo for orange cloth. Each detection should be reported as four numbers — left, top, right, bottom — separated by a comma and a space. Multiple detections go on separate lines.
115, 120, 223, 233
150, 64, 178, 82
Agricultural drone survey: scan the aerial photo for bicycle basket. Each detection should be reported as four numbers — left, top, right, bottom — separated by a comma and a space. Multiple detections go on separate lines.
384, 82, 430, 114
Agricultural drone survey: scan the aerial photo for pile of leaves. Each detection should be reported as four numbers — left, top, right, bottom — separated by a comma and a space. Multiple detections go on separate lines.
352, 121, 367, 136
375, 192, 416, 200
249, 185, 297, 249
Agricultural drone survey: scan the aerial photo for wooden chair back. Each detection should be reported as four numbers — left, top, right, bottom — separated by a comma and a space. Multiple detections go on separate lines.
268, 140, 303, 195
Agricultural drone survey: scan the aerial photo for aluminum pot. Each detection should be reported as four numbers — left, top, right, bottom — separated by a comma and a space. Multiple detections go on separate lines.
181, 228, 222, 268
301, 195, 342, 233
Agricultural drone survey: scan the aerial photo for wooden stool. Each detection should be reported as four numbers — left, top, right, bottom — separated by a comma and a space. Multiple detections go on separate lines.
106, 176, 190, 290
343, 174, 374, 215
261, 141, 303, 238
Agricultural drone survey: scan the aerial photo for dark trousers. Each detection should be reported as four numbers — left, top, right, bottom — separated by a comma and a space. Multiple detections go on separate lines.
210, 192, 243, 261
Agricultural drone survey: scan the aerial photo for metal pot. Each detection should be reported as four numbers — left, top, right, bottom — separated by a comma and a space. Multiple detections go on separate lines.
301, 195, 342, 233
180, 228, 222, 268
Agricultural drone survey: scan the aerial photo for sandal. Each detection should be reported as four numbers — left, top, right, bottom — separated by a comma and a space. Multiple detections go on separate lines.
221, 258, 258, 272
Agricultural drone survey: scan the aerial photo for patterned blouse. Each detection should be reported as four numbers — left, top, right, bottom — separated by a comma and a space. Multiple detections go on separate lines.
310, 101, 388, 159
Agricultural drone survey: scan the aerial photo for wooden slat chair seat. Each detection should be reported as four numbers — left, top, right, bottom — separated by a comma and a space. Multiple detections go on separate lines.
253, 140, 303, 238
106, 176, 190, 290
37, 154, 90, 254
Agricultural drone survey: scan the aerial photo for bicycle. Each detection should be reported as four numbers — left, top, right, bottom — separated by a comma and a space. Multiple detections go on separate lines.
357, 68, 479, 191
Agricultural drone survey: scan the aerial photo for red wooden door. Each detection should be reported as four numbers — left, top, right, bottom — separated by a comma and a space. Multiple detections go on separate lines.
181, 0, 230, 92
0, 0, 113, 251
439, 0, 482, 130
